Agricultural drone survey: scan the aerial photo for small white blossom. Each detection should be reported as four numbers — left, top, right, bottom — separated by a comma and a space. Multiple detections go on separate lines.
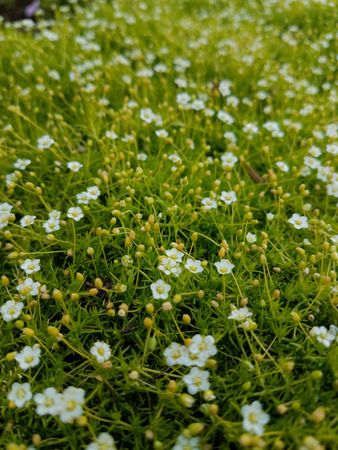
0, 300, 24, 322
183, 367, 210, 395
90, 341, 112, 363
288, 214, 309, 230
67, 161, 83, 172
246, 232, 257, 244
220, 190, 237, 205
172, 434, 200, 450
16, 277, 40, 298
221, 152, 238, 169
59, 387, 86, 423
201, 197, 217, 211
20, 215, 36, 227
228, 307, 253, 321
43, 219, 60, 233
37, 135, 55, 149
14, 158, 31, 170
67, 207, 84, 222
86, 433, 117, 450
7, 382, 32, 408
150, 279, 171, 300
21, 258, 41, 275
34, 387, 62, 416
241, 401, 270, 435
15, 345, 41, 370
184, 258, 204, 274
310, 325, 337, 348
215, 259, 234, 275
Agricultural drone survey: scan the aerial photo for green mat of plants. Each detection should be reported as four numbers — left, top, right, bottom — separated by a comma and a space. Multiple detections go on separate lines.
0, 0, 337, 449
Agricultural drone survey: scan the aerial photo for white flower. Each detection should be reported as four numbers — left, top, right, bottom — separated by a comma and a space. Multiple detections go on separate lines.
86, 186, 101, 200
183, 367, 210, 395
217, 110, 234, 124
105, 130, 118, 140
21, 258, 41, 275
34, 387, 62, 416
16, 277, 40, 298
172, 434, 200, 450
168, 153, 182, 164
219, 79, 232, 97
49, 210, 61, 220
276, 161, 289, 172
67, 207, 84, 222
86, 433, 117, 450
310, 325, 337, 348
76, 191, 91, 204
330, 234, 338, 245
0, 202, 13, 213
67, 161, 83, 172
228, 307, 253, 321
165, 248, 184, 262
15, 345, 41, 370
288, 213, 309, 230
140, 108, 156, 124
184, 258, 204, 274
43, 219, 60, 233
150, 279, 171, 300
266, 213, 274, 221
220, 190, 237, 205
326, 143, 338, 155
0, 202, 13, 229
155, 129, 168, 138
0, 300, 24, 322
14, 158, 31, 170
221, 152, 238, 169
7, 382, 32, 408
246, 232, 257, 244
137, 152, 148, 161
214, 259, 234, 275
327, 182, 338, 198
241, 401, 270, 435
90, 341, 112, 363
164, 342, 188, 366
201, 197, 217, 211
20, 215, 36, 227
224, 131, 237, 143
59, 387, 86, 423
37, 135, 55, 149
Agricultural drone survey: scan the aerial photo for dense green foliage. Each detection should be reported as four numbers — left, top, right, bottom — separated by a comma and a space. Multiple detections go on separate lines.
0, 1, 337, 449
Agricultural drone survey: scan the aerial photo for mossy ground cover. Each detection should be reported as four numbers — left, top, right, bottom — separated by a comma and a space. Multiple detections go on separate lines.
0, 1, 337, 449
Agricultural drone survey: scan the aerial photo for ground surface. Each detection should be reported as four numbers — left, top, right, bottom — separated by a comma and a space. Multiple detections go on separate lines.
0, 0, 337, 449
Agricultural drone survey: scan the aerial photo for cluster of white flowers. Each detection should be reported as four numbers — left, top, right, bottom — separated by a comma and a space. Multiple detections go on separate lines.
165, 335, 217, 398
8, 382, 86, 423
43, 209, 61, 233
76, 185, 101, 204
201, 190, 237, 211
164, 334, 217, 368
157, 247, 205, 278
